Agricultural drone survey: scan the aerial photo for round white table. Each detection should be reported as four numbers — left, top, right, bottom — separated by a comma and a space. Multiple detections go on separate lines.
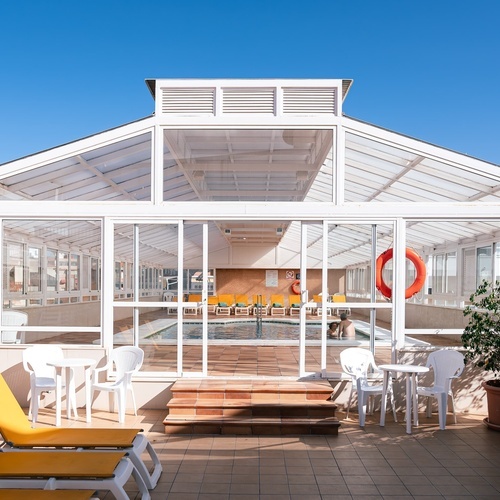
379, 363, 430, 434
47, 358, 96, 427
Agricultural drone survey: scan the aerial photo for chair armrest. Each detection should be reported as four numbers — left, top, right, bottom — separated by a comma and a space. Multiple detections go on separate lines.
93, 361, 113, 377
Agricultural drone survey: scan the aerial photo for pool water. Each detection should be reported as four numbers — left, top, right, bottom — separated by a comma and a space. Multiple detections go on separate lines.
152, 321, 367, 341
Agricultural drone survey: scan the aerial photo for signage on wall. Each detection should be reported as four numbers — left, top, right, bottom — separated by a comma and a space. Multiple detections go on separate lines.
266, 270, 278, 287
285, 270, 294, 280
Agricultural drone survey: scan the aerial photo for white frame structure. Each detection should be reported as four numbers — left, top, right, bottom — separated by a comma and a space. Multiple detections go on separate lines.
1, 78, 500, 379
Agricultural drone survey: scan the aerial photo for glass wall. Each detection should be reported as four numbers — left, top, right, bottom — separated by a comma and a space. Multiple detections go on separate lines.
1, 219, 102, 344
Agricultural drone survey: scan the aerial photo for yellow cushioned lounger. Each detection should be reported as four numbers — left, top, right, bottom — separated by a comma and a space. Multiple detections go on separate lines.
0, 491, 95, 500
0, 374, 161, 490
0, 450, 149, 500
270, 294, 286, 316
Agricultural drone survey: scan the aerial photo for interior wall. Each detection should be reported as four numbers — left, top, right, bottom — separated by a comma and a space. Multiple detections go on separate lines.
13, 296, 164, 343
215, 268, 346, 300
355, 301, 468, 330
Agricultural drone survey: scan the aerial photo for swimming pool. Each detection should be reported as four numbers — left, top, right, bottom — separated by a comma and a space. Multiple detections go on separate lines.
150, 320, 369, 341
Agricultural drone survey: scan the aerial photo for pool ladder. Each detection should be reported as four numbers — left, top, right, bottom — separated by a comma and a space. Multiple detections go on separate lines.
255, 294, 263, 338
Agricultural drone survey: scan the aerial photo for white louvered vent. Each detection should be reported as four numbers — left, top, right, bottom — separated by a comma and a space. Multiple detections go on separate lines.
161, 88, 215, 114
282, 87, 337, 114
222, 88, 275, 114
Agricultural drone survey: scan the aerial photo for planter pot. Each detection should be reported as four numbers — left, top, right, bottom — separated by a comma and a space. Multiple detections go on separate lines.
482, 380, 500, 430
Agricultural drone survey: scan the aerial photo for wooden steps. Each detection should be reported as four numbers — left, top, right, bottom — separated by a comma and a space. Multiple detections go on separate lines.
163, 379, 340, 435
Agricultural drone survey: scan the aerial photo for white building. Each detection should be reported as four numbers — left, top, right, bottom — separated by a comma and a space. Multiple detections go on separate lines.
1, 79, 498, 412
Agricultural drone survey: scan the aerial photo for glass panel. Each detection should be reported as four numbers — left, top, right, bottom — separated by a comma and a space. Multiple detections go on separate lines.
163, 129, 333, 202
4, 242, 24, 293
477, 246, 492, 286
325, 223, 395, 375
182, 223, 204, 375
114, 223, 181, 374
434, 254, 445, 294
0, 133, 152, 201
345, 131, 500, 203
462, 247, 475, 296
496, 244, 500, 283
445, 252, 457, 293
28, 247, 42, 293
2, 220, 102, 334
58, 251, 69, 292
91, 258, 100, 291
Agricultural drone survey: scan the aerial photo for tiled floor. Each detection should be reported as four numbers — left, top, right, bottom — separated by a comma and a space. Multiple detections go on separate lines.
31, 407, 500, 499
33, 312, 496, 498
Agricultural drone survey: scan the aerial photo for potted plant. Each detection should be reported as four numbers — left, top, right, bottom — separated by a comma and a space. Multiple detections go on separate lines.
462, 279, 500, 430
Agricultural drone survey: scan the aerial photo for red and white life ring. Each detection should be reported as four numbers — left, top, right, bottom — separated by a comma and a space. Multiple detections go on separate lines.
376, 248, 426, 300
291, 280, 301, 295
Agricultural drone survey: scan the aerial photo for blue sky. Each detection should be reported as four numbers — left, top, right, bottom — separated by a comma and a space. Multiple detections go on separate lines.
1, 1, 499, 165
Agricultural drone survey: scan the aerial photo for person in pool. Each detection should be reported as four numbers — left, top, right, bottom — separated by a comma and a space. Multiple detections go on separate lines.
327, 321, 339, 338
337, 313, 355, 339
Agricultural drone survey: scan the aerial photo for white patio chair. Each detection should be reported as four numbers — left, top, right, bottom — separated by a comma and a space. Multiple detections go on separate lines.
416, 349, 465, 430
92, 346, 144, 423
22, 345, 75, 423
1, 310, 28, 344
340, 347, 396, 427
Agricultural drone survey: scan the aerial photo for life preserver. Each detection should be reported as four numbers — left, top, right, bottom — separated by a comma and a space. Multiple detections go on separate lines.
291, 280, 301, 295
376, 248, 426, 300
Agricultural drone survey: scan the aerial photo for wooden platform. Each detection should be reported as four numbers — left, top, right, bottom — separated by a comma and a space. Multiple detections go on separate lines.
164, 379, 340, 435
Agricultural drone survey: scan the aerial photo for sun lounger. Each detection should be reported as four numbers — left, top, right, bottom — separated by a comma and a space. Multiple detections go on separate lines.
270, 294, 286, 316
166, 295, 178, 315
0, 490, 96, 500
185, 294, 202, 315
313, 294, 334, 316
216, 294, 235, 315
332, 293, 351, 316
288, 294, 301, 315
252, 295, 269, 315
207, 295, 219, 313
234, 294, 252, 315
0, 374, 162, 490
0, 450, 149, 500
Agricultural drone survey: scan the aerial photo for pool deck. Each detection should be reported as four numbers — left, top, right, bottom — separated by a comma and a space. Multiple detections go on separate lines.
30, 405, 500, 499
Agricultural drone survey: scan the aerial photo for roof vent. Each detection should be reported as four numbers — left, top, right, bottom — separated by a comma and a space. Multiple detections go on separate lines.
282, 87, 337, 115
222, 88, 275, 114
161, 87, 215, 114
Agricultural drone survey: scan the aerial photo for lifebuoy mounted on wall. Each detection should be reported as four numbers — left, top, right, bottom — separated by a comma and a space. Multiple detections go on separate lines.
376, 248, 426, 300
291, 280, 301, 295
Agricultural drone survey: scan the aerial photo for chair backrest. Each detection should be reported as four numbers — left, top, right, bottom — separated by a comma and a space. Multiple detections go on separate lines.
271, 294, 284, 306
288, 295, 301, 307
313, 295, 322, 303
1, 311, 28, 343
22, 345, 64, 380
188, 294, 202, 302
217, 294, 235, 305
426, 349, 465, 391
0, 373, 34, 436
332, 294, 347, 303
110, 346, 144, 382
340, 348, 377, 380
253, 294, 267, 305
207, 296, 219, 305
235, 294, 249, 306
